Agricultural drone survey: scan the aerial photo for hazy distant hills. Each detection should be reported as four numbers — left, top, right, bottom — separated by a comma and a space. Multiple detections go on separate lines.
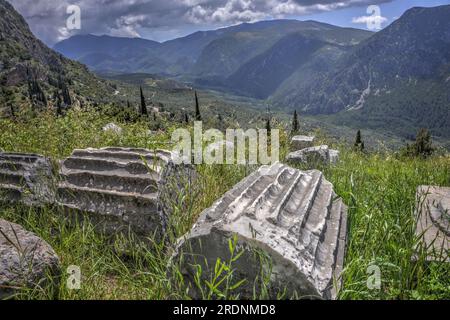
0, 0, 115, 116
53, 5, 450, 139
54, 20, 372, 79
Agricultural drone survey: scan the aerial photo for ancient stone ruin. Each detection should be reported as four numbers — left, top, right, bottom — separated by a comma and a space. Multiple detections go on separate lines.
291, 135, 315, 151
415, 186, 449, 262
56, 147, 195, 240
287, 145, 340, 168
0, 219, 60, 299
0, 148, 196, 242
0, 153, 54, 206
172, 163, 348, 299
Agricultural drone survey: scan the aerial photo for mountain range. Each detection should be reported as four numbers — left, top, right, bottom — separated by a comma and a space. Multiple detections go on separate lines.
54, 6, 450, 139
1, 0, 449, 142
54, 19, 372, 94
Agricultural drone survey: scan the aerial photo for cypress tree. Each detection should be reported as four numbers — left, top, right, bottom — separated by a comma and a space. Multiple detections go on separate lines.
28, 79, 47, 107
415, 128, 433, 157
354, 130, 364, 151
194, 91, 201, 121
266, 118, 271, 135
140, 87, 147, 116
292, 110, 299, 133
56, 95, 63, 116
61, 85, 71, 106
9, 105, 15, 118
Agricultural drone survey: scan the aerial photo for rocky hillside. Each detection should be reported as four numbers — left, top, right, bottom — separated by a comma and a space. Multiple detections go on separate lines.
272, 5, 450, 138
0, 0, 116, 116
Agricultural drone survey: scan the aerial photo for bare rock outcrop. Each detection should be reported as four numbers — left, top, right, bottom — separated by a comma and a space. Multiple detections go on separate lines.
0, 219, 60, 299
286, 145, 339, 168
172, 163, 348, 299
0, 152, 54, 205
415, 186, 449, 262
56, 147, 195, 240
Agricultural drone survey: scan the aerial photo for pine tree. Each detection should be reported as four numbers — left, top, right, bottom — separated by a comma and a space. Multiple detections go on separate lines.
292, 110, 299, 133
194, 91, 201, 121
354, 130, 364, 151
140, 87, 147, 116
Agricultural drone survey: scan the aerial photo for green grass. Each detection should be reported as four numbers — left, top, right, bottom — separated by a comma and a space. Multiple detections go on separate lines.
0, 110, 449, 300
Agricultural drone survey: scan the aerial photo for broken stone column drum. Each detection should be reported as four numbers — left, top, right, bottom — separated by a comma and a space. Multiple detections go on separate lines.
287, 145, 339, 168
56, 147, 195, 241
0, 152, 55, 205
173, 163, 348, 299
291, 135, 315, 151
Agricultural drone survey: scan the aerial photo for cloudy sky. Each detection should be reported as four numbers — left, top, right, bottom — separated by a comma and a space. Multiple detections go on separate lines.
8, 0, 450, 45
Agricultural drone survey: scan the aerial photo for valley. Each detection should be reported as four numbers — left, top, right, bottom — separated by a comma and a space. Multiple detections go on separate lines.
52, 6, 450, 148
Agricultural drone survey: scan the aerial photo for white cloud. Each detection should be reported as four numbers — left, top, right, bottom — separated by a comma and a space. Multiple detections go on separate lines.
352, 15, 388, 24
8, 0, 394, 44
352, 14, 388, 30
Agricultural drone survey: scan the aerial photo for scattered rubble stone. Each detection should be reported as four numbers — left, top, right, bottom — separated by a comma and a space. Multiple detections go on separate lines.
415, 186, 449, 262
286, 145, 339, 168
0, 219, 60, 299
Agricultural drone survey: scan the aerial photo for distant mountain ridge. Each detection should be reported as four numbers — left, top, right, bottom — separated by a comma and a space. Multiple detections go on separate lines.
53, 5, 450, 139
272, 5, 450, 138
54, 20, 372, 78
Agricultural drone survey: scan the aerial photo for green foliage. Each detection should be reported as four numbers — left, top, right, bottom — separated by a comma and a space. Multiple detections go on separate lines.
321, 148, 449, 299
193, 235, 247, 300
27, 78, 47, 108
400, 128, 435, 158
0, 110, 449, 300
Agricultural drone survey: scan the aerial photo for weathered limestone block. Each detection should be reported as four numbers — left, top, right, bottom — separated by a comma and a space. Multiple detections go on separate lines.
286, 145, 339, 168
0, 219, 60, 299
172, 163, 348, 299
291, 135, 315, 151
0, 152, 55, 205
415, 186, 449, 262
56, 147, 195, 240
